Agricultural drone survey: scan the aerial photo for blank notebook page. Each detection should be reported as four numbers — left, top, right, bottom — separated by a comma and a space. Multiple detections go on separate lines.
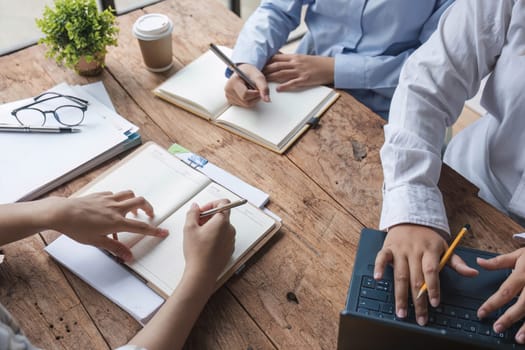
217, 83, 334, 147
157, 48, 231, 118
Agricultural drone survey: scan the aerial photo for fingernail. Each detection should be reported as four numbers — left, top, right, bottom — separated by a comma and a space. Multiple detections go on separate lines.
494, 323, 504, 333
478, 309, 486, 319
120, 251, 132, 262
158, 228, 169, 237
417, 316, 426, 326
373, 272, 381, 279
517, 333, 525, 344
430, 298, 439, 307
191, 203, 199, 209
397, 308, 407, 318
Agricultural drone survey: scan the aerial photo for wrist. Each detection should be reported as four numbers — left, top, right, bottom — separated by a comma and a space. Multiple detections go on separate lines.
38, 197, 67, 230
319, 56, 335, 85
181, 264, 217, 293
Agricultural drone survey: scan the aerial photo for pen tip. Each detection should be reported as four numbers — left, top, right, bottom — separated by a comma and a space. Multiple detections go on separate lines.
416, 290, 423, 299
464, 224, 471, 230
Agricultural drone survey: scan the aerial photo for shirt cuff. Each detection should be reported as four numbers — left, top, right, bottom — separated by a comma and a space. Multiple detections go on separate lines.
380, 183, 450, 237
231, 50, 266, 71
334, 52, 366, 89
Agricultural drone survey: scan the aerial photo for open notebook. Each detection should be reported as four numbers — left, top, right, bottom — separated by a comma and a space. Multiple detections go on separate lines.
153, 46, 339, 153
47, 142, 280, 301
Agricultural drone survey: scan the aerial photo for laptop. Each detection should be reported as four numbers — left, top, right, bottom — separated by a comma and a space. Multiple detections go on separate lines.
338, 228, 525, 349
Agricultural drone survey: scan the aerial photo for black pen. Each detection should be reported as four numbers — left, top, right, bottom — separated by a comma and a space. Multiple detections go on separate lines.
0, 125, 81, 133
209, 43, 258, 90
199, 199, 248, 218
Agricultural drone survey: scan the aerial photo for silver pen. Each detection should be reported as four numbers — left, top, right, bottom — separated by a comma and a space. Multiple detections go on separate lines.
0, 125, 81, 133
199, 199, 248, 218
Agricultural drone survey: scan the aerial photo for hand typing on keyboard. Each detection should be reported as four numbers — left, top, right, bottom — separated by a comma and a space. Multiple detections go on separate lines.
476, 248, 525, 344
373, 224, 478, 326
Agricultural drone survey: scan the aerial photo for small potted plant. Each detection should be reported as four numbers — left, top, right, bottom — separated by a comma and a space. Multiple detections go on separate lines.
36, 0, 119, 76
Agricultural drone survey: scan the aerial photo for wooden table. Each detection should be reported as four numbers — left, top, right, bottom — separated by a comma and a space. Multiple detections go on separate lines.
0, 1, 522, 349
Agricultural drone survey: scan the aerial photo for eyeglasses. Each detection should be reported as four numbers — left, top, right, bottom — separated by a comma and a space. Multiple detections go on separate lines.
11, 92, 89, 127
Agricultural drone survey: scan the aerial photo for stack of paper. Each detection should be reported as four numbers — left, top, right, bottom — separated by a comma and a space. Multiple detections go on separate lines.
0, 82, 141, 204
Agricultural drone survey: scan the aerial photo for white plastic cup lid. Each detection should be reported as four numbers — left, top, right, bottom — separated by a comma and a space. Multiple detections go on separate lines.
133, 14, 173, 41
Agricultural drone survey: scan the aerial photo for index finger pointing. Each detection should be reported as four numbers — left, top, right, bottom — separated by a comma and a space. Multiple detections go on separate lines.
120, 196, 155, 218
121, 218, 168, 238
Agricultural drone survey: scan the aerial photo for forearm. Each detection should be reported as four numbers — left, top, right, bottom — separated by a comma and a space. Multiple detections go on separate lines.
0, 198, 59, 245
128, 269, 215, 350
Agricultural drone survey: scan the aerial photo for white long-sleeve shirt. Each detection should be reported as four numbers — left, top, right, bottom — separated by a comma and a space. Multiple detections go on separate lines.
380, 0, 525, 235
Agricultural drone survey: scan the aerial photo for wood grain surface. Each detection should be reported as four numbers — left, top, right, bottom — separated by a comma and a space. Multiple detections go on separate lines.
0, 0, 522, 349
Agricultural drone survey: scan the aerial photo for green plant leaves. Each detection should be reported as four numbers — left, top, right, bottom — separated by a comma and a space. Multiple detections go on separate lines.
36, 0, 119, 69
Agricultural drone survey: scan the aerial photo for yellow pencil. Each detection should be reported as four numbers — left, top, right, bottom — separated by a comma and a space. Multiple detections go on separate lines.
416, 224, 470, 299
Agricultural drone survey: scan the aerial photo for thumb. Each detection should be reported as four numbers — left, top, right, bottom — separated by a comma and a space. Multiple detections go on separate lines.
254, 76, 270, 102
97, 237, 133, 262
185, 203, 201, 226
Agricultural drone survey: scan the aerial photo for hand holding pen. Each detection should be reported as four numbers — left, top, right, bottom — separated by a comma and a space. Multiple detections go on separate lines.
416, 224, 471, 299
199, 199, 247, 218
210, 43, 271, 107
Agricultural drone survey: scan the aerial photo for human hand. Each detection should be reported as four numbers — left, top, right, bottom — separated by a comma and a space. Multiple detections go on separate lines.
374, 224, 477, 326
183, 200, 236, 283
224, 63, 270, 107
263, 54, 334, 91
48, 191, 168, 261
477, 248, 525, 343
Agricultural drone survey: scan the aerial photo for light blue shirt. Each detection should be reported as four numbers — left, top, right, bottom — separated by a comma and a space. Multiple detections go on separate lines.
232, 0, 454, 119
380, 0, 525, 234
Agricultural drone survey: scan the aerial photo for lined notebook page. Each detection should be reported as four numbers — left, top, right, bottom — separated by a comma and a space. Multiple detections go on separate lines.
76, 143, 211, 248
128, 182, 276, 297
78, 143, 211, 225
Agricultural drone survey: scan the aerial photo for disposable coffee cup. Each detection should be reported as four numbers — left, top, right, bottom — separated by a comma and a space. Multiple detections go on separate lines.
132, 14, 174, 72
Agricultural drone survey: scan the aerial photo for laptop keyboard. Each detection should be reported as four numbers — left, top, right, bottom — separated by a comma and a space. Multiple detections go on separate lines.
356, 275, 522, 346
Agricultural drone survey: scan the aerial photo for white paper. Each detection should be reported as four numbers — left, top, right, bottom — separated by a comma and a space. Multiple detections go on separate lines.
0, 83, 134, 204
45, 235, 164, 324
